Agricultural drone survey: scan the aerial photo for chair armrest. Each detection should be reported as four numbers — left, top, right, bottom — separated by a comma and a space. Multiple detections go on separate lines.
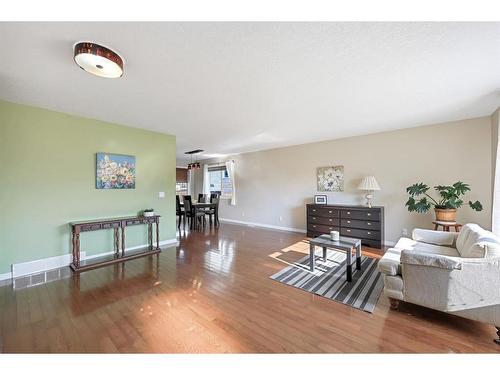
400, 250, 462, 270
402, 255, 500, 312
412, 228, 458, 246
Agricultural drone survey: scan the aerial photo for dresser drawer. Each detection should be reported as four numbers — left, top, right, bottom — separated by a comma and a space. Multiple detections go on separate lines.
80, 223, 101, 232
307, 207, 339, 218
125, 219, 143, 225
307, 224, 339, 234
341, 209, 380, 221
341, 227, 380, 240
102, 221, 121, 229
308, 216, 340, 226
341, 218, 378, 230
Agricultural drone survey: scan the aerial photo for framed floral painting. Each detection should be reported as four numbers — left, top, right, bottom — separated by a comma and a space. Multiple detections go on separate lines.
96, 153, 136, 189
317, 165, 344, 192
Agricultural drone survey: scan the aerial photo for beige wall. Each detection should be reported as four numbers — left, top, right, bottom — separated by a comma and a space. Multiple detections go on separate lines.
491, 108, 500, 234
201, 117, 493, 244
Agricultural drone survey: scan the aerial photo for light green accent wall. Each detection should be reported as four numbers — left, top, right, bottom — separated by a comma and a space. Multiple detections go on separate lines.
0, 100, 176, 274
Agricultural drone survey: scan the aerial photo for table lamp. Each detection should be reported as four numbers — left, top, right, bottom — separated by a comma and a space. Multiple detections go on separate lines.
358, 176, 381, 208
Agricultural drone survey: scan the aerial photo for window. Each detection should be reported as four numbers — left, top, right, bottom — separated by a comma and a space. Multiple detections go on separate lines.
208, 166, 233, 198
176, 182, 188, 195
176, 167, 188, 195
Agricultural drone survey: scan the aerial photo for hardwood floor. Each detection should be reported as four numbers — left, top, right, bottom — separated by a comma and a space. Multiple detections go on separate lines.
0, 222, 499, 353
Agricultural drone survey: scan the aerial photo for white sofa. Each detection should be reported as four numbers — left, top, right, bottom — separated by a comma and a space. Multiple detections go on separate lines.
378, 223, 500, 344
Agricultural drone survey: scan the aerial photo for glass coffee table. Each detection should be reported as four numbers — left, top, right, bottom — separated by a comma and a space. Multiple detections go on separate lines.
309, 234, 362, 282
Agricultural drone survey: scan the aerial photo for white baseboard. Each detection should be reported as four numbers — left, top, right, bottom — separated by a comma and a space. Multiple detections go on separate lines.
84, 238, 179, 260
12, 252, 86, 278
7, 238, 178, 281
0, 272, 13, 282
219, 218, 307, 234
219, 218, 396, 247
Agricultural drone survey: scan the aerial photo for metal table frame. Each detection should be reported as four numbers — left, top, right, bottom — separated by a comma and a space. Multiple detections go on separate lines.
309, 235, 362, 282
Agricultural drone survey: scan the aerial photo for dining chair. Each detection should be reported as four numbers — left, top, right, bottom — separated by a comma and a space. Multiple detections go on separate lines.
176, 195, 185, 228
184, 195, 205, 230
206, 196, 220, 226
198, 193, 206, 203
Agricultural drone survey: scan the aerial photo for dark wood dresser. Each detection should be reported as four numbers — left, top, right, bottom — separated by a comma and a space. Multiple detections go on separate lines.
306, 204, 384, 249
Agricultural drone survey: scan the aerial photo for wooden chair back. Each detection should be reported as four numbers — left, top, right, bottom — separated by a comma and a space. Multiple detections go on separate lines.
183, 195, 193, 214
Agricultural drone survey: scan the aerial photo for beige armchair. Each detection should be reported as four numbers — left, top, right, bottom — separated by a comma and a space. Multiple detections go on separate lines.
378, 223, 500, 344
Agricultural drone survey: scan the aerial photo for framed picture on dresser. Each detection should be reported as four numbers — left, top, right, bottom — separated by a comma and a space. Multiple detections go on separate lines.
314, 195, 327, 205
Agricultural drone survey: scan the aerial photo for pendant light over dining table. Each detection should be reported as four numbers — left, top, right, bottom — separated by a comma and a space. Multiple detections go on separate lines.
185, 149, 203, 170
74, 42, 124, 78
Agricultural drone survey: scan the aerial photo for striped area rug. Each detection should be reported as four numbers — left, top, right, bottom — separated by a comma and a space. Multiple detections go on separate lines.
270, 249, 384, 313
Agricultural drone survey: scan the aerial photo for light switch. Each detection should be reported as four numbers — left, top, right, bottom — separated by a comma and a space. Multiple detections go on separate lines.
158, 192, 165, 198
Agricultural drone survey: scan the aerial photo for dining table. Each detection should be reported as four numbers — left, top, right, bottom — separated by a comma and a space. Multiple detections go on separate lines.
180, 200, 219, 229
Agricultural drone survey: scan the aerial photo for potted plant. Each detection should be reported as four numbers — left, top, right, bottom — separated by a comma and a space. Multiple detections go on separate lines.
143, 208, 155, 217
405, 181, 483, 222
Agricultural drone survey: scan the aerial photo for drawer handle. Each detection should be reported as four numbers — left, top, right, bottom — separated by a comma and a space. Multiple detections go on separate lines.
313, 225, 316, 228
329, 219, 332, 222
347, 211, 351, 215
312, 209, 316, 212
329, 227, 333, 230
328, 210, 332, 213
313, 217, 316, 219
367, 232, 371, 235
347, 220, 350, 223
367, 213, 371, 216
346, 229, 351, 232
367, 222, 371, 226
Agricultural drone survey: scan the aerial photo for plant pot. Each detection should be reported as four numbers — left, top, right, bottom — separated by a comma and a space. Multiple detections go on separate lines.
434, 208, 456, 222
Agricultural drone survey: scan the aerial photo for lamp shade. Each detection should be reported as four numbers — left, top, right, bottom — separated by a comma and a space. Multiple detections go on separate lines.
358, 176, 381, 191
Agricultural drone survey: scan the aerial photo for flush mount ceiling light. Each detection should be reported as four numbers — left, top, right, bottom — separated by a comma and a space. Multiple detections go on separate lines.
74, 42, 124, 78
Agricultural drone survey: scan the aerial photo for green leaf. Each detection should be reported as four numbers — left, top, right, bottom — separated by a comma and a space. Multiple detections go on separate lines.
406, 183, 429, 197
453, 181, 470, 195
446, 197, 463, 209
469, 200, 483, 211
406, 196, 431, 213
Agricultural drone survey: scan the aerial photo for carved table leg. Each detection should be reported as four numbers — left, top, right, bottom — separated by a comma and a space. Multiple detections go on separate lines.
148, 223, 153, 250
121, 227, 126, 256
74, 232, 81, 267
71, 231, 76, 266
156, 219, 160, 250
114, 228, 119, 255
495, 327, 500, 345
389, 298, 400, 310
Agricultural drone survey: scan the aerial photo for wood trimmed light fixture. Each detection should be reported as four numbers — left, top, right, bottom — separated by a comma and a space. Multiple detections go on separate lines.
185, 149, 204, 170
74, 42, 124, 78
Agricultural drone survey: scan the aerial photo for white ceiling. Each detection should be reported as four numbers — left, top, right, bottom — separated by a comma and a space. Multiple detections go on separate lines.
0, 22, 499, 163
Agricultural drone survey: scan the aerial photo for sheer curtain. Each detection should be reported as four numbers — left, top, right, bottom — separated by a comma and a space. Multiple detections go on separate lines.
202, 164, 210, 196
492, 108, 500, 235
225, 160, 236, 206
187, 169, 194, 197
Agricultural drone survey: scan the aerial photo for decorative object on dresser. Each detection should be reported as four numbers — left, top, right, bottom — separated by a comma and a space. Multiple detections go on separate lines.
143, 208, 155, 217
317, 165, 344, 192
358, 176, 381, 208
69, 214, 161, 272
405, 181, 483, 222
306, 204, 384, 249
314, 194, 327, 204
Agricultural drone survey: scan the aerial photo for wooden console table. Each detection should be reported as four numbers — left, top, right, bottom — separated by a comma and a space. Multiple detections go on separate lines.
70, 215, 161, 272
